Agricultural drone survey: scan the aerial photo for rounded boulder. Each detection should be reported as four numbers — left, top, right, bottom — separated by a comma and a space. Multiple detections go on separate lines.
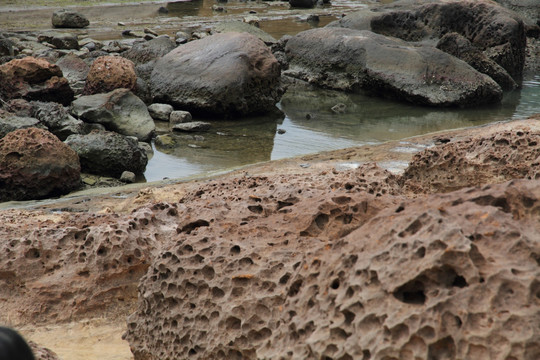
150, 32, 283, 116
0, 128, 81, 202
83, 56, 137, 95
52, 9, 89, 29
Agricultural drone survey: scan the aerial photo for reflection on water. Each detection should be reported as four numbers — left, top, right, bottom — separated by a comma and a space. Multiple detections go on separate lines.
145, 76, 540, 182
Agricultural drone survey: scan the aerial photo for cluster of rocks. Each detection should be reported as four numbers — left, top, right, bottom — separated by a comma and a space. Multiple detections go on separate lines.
0, 0, 538, 203
1, 118, 540, 360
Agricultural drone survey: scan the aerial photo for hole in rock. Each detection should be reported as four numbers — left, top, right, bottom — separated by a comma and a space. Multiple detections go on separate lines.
248, 205, 263, 214
330, 278, 340, 290
180, 220, 210, 234
288, 279, 303, 297
427, 336, 456, 360
393, 280, 426, 305
230, 245, 241, 255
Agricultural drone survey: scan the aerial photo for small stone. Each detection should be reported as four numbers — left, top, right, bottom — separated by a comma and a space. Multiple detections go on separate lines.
212, 5, 225, 12
144, 28, 159, 36
277, 128, 286, 134
155, 134, 176, 148
158, 6, 169, 14
331, 103, 346, 114
169, 110, 192, 124
82, 175, 97, 185
307, 14, 320, 23
118, 22, 126, 26
299, 163, 311, 168
148, 103, 173, 121
173, 121, 211, 132
243, 16, 260, 27
144, 34, 156, 41
305, 113, 312, 120
120, 171, 136, 183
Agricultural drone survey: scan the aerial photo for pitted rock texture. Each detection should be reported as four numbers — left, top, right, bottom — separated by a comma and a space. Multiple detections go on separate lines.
401, 126, 540, 194
0, 128, 80, 201
125, 177, 540, 360
0, 57, 74, 105
29, 340, 61, 360
83, 56, 137, 95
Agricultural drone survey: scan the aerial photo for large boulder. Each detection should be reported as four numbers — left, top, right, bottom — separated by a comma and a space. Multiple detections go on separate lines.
436, 32, 518, 91
0, 128, 80, 202
52, 9, 89, 29
284, 28, 502, 107
0, 57, 74, 105
38, 31, 79, 50
65, 130, 148, 178
122, 36, 177, 83
494, 0, 540, 24
150, 32, 283, 116
71, 88, 155, 141
329, 0, 527, 84
83, 55, 137, 95
213, 22, 277, 44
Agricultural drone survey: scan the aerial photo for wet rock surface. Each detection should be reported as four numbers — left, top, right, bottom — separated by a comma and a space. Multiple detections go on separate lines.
0, 128, 80, 201
329, 0, 527, 84
285, 28, 502, 107
150, 32, 284, 116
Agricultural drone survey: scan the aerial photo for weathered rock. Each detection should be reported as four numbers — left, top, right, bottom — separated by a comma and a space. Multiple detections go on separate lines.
55, 53, 89, 95
169, 110, 192, 124
150, 32, 283, 116
0, 57, 74, 105
83, 55, 137, 95
436, 32, 518, 91
172, 121, 211, 132
0, 38, 15, 56
71, 88, 155, 141
0, 110, 43, 139
494, 0, 540, 23
52, 9, 89, 29
120, 170, 136, 183
285, 28, 502, 107
122, 36, 176, 78
31, 101, 84, 141
0, 128, 80, 202
289, 0, 317, 8
65, 130, 148, 177
29, 340, 61, 360
328, 0, 527, 84
401, 124, 540, 194
38, 31, 79, 50
213, 21, 277, 44
123, 158, 540, 360
147, 103, 173, 121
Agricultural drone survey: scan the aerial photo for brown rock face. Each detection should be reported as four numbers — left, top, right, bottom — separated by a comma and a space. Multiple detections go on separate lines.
83, 56, 137, 95
0, 128, 80, 201
401, 126, 540, 194
0, 57, 74, 105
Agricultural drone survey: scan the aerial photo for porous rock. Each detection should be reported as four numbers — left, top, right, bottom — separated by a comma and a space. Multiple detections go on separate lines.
150, 32, 283, 116
83, 55, 137, 95
401, 124, 540, 194
29, 340, 61, 360
0, 128, 80, 202
71, 88, 155, 141
0, 57, 74, 105
124, 162, 540, 359
55, 53, 90, 95
328, 0, 527, 84
284, 28, 502, 107
52, 9, 89, 29
65, 130, 148, 177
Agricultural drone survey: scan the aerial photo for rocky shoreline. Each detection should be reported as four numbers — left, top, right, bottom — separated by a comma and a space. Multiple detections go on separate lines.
1, 0, 540, 359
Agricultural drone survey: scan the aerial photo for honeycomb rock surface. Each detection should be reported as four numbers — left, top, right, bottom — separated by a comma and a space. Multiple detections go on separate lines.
401, 126, 540, 194
125, 178, 540, 360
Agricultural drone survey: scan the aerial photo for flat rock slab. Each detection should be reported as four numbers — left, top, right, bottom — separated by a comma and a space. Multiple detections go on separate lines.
284, 27, 502, 107
172, 121, 211, 132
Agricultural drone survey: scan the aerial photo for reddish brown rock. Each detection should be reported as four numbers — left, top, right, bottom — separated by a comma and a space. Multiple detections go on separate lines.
0, 57, 74, 105
0, 128, 80, 201
83, 56, 137, 95
401, 124, 540, 194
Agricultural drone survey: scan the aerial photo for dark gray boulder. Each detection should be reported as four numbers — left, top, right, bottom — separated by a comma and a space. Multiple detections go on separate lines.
71, 88, 155, 142
328, 0, 527, 84
38, 32, 79, 50
31, 101, 85, 141
52, 9, 89, 29
436, 32, 517, 91
150, 32, 283, 116
289, 0, 317, 8
284, 27, 502, 107
0, 112, 43, 139
65, 130, 148, 177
